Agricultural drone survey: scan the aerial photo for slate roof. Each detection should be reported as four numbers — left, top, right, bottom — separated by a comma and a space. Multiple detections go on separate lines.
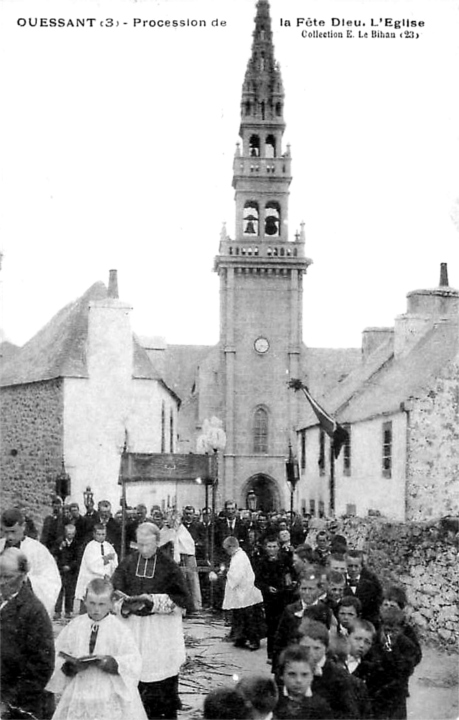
0, 282, 178, 399
300, 346, 362, 397
0, 282, 106, 387
298, 319, 459, 428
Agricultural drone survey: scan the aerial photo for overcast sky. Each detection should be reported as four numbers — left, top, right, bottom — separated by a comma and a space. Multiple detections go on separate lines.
1, 0, 458, 350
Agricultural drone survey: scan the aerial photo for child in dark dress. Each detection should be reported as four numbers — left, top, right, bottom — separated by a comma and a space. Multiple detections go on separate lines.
274, 646, 332, 719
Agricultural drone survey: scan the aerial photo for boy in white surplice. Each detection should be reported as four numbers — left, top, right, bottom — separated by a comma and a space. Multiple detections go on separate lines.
47, 578, 147, 720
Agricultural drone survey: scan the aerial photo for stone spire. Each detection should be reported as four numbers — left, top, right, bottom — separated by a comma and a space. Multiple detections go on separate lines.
241, 0, 284, 125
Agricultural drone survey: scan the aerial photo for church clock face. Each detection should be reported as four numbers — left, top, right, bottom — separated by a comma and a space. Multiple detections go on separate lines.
254, 337, 270, 354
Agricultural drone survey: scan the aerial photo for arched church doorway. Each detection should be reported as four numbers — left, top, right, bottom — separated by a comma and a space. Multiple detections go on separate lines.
242, 474, 281, 513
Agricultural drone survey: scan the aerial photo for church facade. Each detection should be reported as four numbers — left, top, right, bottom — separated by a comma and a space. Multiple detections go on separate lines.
149, 1, 360, 513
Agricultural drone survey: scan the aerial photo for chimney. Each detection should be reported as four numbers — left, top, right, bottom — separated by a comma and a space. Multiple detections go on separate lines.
362, 327, 394, 359
108, 269, 119, 299
439, 263, 449, 287
394, 265, 459, 357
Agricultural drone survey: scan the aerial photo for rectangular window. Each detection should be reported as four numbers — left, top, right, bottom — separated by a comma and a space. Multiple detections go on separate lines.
319, 429, 326, 476
309, 499, 316, 516
318, 499, 325, 516
382, 421, 392, 478
169, 409, 174, 453
161, 402, 166, 454
343, 425, 351, 476
300, 430, 306, 470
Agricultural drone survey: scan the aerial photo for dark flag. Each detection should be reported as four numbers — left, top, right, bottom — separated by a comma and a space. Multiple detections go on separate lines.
289, 379, 349, 458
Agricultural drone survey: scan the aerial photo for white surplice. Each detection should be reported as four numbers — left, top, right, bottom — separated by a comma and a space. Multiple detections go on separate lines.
75, 540, 118, 600
47, 612, 147, 720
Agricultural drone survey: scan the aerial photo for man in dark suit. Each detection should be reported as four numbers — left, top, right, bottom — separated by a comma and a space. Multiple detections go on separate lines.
272, 571, 331, 674
254, 534, 295, 661
0, 548, 55, 719
344, 550, 383, 627
97, 500, 121, 557
67, 502, 87, 550
40, 497, 67, 552
214, 500, 249, 562
53, 523, 81, 619
82, 498, 100, 542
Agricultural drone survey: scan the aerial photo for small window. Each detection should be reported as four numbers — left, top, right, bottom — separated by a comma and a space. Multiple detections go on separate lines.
300, 431, 306, 470
343, 425, 351, 476
319, 429, 326, 476
382, 421, 392, 478
309, 499, 316, 516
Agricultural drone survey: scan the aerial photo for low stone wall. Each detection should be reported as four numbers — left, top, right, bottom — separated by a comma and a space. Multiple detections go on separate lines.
340, 516, 458, 651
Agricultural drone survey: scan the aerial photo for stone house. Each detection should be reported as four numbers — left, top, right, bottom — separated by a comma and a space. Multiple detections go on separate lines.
0, 271, 180, 521
297, 268, 459, 522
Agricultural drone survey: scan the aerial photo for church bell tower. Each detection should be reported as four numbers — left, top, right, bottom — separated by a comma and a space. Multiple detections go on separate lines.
214, 0, 312, 511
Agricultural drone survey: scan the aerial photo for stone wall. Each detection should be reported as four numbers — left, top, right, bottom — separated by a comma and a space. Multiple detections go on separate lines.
0, 379, 64, 529
341, 516, 458, 651
407, 358, 459, 521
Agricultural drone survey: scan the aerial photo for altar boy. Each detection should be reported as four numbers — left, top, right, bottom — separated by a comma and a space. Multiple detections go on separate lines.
47, 579, 147, 720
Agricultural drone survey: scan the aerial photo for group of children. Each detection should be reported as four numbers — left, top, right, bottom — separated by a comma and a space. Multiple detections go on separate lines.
205, 541, 422, 720
204, 596, 421, 719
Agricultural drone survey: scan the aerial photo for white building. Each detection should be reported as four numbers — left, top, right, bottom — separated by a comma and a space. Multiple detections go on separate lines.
297, 267, 459, 522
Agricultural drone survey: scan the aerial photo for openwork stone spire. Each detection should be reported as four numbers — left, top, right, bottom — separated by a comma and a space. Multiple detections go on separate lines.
241, 0, 284, 124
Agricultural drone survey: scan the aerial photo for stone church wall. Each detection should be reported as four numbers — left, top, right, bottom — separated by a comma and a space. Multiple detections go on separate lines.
407, 358, 459, 521
341, 516, 458, 650
0, 379, 64, 529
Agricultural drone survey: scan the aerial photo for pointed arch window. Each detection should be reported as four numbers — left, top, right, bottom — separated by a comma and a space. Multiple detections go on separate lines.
243, 202, 259, 236
265, 135, 277, 158
249, 135, 260, 157
253, 407, 269, 454
265, 202, 280, 237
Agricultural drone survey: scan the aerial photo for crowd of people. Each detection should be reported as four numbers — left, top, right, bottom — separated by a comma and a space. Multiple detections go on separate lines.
0, 496, 423, 720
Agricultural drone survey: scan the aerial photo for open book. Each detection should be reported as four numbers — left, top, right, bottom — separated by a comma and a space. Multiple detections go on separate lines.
59, 651, 101, 665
